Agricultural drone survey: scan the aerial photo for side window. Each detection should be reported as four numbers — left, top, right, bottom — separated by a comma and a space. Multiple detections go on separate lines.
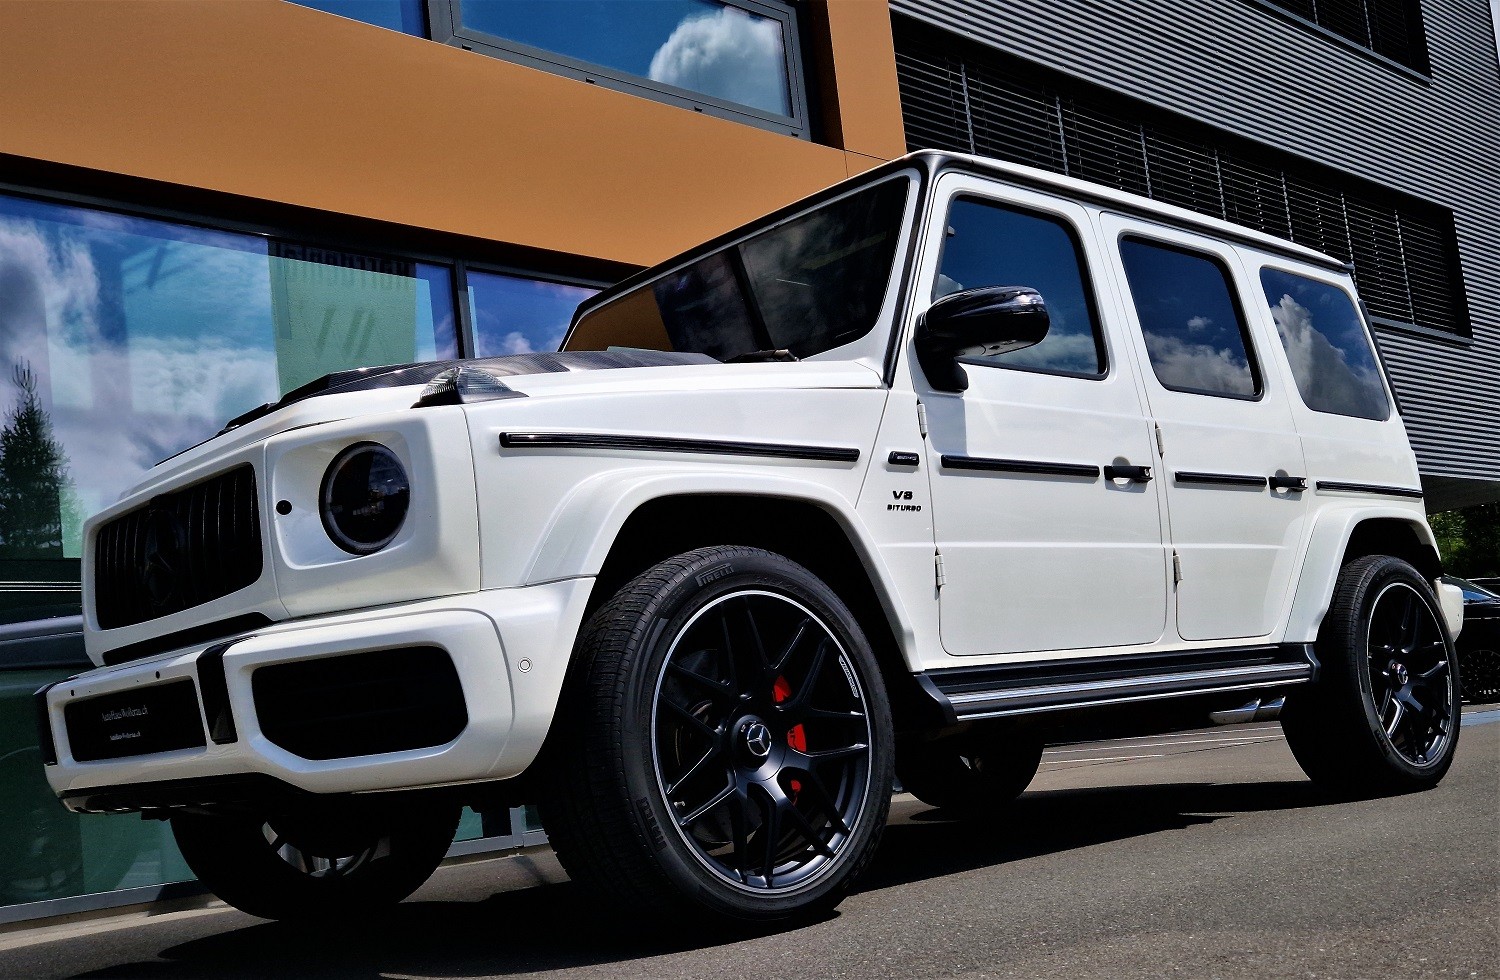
934, 198, 1106, 377
1260, 268, 1390, 421
1118, 238, 1261, 399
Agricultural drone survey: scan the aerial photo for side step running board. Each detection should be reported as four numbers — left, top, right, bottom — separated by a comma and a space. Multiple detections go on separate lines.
917, 644, 1318, 725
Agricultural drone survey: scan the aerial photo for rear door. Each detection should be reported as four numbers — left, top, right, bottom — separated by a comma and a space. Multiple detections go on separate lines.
1099, 215, 1310, 642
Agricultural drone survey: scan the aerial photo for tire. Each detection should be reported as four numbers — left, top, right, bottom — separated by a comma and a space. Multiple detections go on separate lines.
1281, 555, 1461, 797
170, 801, 460, 920
538, 546, 894, 923
896, 730, 1043, 811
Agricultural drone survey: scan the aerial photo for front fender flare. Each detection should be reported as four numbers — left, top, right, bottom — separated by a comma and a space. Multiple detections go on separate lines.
520, 467, 920, 666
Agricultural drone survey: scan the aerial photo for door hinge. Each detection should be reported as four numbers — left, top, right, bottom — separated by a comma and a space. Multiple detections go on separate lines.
916, 402, 928, 438
934, 551, 946, 589
1155, 423, 1166, 457
1172, 549, 1183, 584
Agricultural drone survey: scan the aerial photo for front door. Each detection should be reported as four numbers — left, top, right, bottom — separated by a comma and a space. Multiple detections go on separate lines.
914, 178, 1168, 656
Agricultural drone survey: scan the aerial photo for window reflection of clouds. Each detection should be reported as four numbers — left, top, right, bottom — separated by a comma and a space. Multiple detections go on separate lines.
469, 271, 597, 357
1120, 240, 1257, 397
0, 195, 457, 548
1262, 270, 1388, 420
935, 200, 1103, 376
462, 0, 792, 117
648, 5, 789, 116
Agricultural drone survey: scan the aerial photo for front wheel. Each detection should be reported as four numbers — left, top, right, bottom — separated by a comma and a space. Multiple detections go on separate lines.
170, 801, 460, 920
539, 546, 894, 922
1282, 555, 1461, 797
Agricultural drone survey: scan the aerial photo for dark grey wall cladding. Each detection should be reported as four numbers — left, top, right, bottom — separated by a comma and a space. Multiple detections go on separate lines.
890, 0, 1500, 498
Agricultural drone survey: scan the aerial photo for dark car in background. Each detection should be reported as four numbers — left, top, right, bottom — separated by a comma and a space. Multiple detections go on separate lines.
1445, 577, 1500, 704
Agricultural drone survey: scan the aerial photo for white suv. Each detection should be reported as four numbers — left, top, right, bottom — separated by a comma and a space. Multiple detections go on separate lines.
38, 151, 1465, 924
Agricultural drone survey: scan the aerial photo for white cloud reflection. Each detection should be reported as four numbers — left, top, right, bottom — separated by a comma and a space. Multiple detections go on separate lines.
1144, 331, 1257, 395
1269, 293, 1388, 418
648, 5, 789, 116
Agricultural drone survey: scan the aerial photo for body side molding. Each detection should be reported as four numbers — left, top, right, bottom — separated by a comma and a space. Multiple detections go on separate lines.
500, 432, 860, 463
939, 455, 1101, 479
1315, 480, 1424, 499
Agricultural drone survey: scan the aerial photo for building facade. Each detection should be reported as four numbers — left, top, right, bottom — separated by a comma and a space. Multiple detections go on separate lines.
0, 0, 1494, 918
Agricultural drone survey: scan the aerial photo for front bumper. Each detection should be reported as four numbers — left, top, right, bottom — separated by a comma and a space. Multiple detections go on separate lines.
41, 579, 592, 810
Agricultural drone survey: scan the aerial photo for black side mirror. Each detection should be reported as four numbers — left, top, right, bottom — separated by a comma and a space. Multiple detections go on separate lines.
915, 286, 1050, 392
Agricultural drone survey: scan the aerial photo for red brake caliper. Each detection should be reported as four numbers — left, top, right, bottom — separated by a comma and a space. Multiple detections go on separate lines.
773, 676, 806, 798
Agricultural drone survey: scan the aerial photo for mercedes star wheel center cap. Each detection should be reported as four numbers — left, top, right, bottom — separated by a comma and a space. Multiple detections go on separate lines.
742, 720, 773, 758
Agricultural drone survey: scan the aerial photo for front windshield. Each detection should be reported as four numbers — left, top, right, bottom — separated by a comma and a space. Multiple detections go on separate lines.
564, 177, 911, 360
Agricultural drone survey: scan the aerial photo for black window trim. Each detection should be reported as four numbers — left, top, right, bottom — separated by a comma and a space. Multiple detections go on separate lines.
932, 192, 1112, 383
428, 0, 811, 140
1117, 233, 1266, 403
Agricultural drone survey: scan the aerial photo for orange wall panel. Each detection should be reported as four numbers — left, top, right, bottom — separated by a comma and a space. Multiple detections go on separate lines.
0, 0, 900, 268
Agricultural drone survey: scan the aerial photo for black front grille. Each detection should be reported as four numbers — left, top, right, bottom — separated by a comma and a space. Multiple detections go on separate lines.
94, 466, 263, 630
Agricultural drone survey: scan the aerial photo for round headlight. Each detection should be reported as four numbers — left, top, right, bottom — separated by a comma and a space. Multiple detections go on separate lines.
319, 442, 410, 555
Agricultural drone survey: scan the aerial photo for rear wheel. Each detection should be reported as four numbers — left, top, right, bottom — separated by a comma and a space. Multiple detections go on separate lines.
539, 546, 894, 922
170, 801, 459, 920
1282, 555, 1460, 797
897, 731, 1043, 811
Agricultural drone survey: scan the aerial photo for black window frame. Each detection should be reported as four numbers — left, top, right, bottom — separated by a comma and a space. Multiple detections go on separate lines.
934, 194, 1110, 382
1117, 234, 1266, 403
428, 0, 811, 140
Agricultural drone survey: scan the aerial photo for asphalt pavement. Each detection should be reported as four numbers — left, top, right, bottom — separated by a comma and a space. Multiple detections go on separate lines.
2, 709, 1495, 979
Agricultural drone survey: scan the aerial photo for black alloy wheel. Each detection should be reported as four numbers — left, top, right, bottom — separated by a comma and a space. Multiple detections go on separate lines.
539, 546, 893, 922
1282, 555, 1461, 796
1363, 579, 1456, 767
652, 589, 874, 893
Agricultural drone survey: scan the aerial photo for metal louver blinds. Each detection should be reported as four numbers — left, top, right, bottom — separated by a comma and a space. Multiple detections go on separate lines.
893, 21, 1466, 336
1259, 0, 1429, 71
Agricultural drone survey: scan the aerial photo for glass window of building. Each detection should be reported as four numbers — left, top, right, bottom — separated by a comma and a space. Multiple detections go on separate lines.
1118, 238, 1261, 399
1260, 268, 1390, 420
935, 198, 1106, 377
286, 0, 428, 36
467, 270, 597, 356
439, 0, 807, 136
0, 192, 457, 615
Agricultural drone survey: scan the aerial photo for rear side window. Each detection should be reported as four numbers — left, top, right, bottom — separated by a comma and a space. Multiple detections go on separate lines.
1119, 238, 1261, 399
935, 198, 1105, 377
1260, 269, 1390, 421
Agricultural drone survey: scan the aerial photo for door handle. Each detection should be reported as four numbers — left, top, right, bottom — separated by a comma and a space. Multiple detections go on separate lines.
1269, 475, 1308, 492
1104, 464, 1153, 483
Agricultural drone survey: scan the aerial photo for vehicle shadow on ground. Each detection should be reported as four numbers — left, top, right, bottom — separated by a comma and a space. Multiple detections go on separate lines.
72, 779, 1332, 979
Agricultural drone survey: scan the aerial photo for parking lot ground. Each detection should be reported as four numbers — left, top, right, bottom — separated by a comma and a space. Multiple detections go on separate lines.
2, 707, 1495, 979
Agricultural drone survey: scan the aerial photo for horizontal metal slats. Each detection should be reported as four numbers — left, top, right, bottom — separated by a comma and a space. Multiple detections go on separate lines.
893, 18, 1465, 337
